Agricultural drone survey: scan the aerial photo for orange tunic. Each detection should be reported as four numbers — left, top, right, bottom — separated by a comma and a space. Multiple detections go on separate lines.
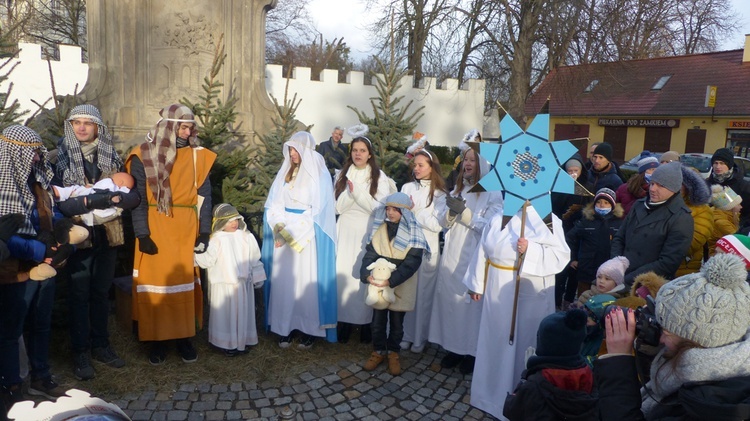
125, 146, 216, 341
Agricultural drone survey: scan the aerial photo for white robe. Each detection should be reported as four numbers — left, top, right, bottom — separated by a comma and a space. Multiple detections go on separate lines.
194, 229, 266, 350
463, 207, 570, 420
335, 166, 395, 324
428, 185, 503, 355
266, 183, 325, 337
400, 180, 445, 347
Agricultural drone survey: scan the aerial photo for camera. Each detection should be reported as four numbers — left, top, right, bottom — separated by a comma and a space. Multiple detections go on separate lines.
602, 296, 662, 347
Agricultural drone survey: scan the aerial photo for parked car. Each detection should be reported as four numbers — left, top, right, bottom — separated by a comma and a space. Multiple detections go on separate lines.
620, 152, 664, 173
680, 153, 750, 181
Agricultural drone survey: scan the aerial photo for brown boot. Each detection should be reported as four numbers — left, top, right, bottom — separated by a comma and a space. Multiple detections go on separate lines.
387, 351, 401, 376
363, 351, 385, 371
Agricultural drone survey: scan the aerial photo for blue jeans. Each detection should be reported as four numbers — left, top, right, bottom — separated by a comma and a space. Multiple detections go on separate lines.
23, 278, 55, 381
371, 309, 405, 353
0, 283, 28, 387
64, 236, 117, 352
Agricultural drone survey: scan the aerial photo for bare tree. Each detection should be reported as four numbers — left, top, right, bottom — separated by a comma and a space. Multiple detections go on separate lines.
267, 35, 354, 83
266, 0, 316, 56
0, 0, 34, 47
26, 0, 86, 59
669, 0, 739, 54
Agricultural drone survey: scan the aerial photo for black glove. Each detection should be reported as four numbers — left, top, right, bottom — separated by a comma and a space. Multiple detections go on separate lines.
85, 191, 114, 210
445, 195, 467, 217
194, 233, 210, 254
138, 235, 158, 255
50, 244, 74, 268
0, 213, 24, 241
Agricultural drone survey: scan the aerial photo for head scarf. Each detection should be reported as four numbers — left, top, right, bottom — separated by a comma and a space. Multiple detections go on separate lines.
264, 131, 337, 244
0, 125, 54, 235
57, 104, 122, 186
369, 192, 430, 256
141, 104, 199, 215
212, 203, 246, 234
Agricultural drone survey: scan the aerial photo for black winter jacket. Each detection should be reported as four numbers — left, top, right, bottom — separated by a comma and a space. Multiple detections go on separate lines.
566, 203, 624, 285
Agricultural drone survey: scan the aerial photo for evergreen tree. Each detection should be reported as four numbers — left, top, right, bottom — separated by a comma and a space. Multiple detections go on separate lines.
181, 34, 249, 208
0, 36, 27, 130
348, 57, 423, 188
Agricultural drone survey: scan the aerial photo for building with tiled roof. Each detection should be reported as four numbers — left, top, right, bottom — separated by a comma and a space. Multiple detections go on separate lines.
525, 35, 750, 162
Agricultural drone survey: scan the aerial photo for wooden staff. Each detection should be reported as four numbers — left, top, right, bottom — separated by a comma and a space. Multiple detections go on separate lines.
509, 200, 531, 345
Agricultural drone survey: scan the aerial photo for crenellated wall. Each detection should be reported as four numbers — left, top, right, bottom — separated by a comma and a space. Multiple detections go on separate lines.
265, 64, 487, 148
0, 43, 88, 115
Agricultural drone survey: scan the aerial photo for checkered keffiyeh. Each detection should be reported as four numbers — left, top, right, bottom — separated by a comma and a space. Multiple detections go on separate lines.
141, 104, 198, 215
0, 125, 54, 235
369, 192, 430, 257
57, 104, 123, 186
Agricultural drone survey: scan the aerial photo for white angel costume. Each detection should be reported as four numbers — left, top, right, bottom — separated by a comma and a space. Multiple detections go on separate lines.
261, 132, 338, 341
194, 205, 266, 351
335, 164, 395, 324
428, 153, 503, 356
400, 178, 446, 349
463, 205, 570, 420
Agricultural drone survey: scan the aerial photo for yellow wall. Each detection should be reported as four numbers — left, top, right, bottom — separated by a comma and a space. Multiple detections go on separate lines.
548, 115, 749, 158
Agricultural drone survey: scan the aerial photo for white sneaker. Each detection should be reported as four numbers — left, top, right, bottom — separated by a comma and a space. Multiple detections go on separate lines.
410, 342, 426, 353
399, 341, 411, 350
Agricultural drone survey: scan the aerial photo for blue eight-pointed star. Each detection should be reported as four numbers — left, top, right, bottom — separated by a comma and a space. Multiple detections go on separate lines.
475, 113, 578, 218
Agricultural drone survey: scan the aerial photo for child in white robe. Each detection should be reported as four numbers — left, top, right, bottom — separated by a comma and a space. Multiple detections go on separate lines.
194, 203, 266, 356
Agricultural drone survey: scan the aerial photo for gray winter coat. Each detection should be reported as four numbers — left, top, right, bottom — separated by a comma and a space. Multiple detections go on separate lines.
611, 194, 693, 288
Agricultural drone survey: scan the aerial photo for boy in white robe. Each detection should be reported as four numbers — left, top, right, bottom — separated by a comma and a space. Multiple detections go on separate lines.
194, 203, 266, 356
463, 205, 570, 420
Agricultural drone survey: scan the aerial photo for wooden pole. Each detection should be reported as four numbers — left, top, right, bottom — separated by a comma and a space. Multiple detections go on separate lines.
509, 200, 531, 345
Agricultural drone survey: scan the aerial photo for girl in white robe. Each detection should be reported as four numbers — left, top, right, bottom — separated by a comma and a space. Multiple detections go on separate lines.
261, 131, 338, 348
334, 133, 396, 340
400, 150, 446, 353
194, 204, 266, 356
428, 147, 503, 372
463, 205, 570, 420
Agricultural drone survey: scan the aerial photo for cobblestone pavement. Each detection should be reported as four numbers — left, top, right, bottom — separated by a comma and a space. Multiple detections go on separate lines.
112, 344, 496, 421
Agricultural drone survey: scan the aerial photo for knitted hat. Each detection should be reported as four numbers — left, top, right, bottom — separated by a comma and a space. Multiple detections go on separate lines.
528, 309, 588, 368
711, 148, 735, 168
715, 234, 750, 269
211, 203, 245, 233
656, 253, 750, 348
594, 187, 617, 208
650, 161, 683, 193
710, 185, 743, 211
660, 151, 680, 164
596, 256, 630, 286
637, 156, 659, 174
593, 143, 613, 162
565, 157, 583, 171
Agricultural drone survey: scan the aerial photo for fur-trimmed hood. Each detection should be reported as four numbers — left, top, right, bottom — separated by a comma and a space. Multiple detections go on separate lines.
681, 165, 711, 206
581, 201, 624, 221
614, 271, 668, 310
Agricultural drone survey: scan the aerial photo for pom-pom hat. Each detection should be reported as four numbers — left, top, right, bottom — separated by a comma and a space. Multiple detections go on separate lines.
715, 234, 750, 269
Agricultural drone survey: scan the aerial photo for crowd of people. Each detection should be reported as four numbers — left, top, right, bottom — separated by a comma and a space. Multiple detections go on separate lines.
3, 108, 750, 421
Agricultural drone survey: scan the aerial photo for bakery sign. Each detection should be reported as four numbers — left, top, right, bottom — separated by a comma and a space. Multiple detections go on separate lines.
598, 118, 680, 128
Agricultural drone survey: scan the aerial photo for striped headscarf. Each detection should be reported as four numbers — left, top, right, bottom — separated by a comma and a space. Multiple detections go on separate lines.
140, 104, 199, 216
0, 125, 54, 235
369, 192, 430, 257
57, 104, 123, 186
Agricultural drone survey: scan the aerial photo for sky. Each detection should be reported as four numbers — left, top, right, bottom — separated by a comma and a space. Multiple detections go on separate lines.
307, 0, 750, 61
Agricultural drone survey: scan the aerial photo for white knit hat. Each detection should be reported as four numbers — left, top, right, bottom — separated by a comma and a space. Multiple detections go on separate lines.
656, 253, 750, 348
596, 256, 630, 286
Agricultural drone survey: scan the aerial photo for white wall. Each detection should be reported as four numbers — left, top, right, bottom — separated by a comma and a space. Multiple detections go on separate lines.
1, 43, 88, 115
1, 43, 488, 149
264, 64, 487, 148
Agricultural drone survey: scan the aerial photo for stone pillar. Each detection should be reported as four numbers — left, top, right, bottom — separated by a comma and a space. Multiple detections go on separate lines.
82, 0, 277, 149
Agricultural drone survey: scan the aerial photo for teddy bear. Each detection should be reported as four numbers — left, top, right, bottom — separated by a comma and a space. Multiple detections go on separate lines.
365, 258, 398, 310
30, 218, 89, 281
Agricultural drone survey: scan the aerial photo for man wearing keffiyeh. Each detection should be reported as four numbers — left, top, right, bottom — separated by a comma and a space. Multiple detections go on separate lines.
55, 104, 140, 381
0, 125, 64, 410
126, 104, 216, 365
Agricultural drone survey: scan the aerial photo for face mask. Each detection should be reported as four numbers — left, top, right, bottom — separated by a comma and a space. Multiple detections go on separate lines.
644, 173, 652, 182
595, 206, 611, 216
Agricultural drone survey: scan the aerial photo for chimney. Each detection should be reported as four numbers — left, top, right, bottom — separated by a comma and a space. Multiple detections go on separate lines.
745, 34, 750, 63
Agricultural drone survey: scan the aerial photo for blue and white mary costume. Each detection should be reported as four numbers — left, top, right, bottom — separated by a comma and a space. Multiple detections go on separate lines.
261, 131, 338, 342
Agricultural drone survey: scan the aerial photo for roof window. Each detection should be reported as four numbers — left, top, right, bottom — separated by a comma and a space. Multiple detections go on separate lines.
651, 75, 672, 90
584, 79, 599, 92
